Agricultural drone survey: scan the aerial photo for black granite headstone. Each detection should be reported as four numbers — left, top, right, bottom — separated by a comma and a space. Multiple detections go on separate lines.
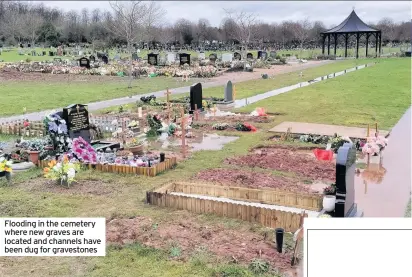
62, 104, 91, 143
335, 142, 357, 217
209, 53, 217, 62
234, 52, 241, 60
20, 43, 23, 48
89, 55, 96, 62
148, 53, 158, 65
101, 55, 108, 64
49, 51, 54, 56
28, 43, 31, 48
247, 53, 253, 59
258, 50, 267, 60
179, 53, 191, 65
190, 83, 203, 111
79, 57, 90, 69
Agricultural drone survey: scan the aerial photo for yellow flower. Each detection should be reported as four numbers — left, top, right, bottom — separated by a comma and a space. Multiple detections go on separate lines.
48, 160, 57, 168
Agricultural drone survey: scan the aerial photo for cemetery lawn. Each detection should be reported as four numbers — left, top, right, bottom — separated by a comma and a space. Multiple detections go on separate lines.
237, 58, 411, 130
0, 77, 197, 116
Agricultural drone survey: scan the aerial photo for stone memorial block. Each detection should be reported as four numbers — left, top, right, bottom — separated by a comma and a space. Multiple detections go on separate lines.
42, 51, 46, 56
247, 52, 253, 59
209, 53, 217, 62
167, 53, 175, 63
199, 52, 205, 59
132, 53, 138, 61
222, 53, 233, 62
270, 51, 277, 58
224, 80, 234, 103
79, 50, 83, 56
101, 55, 108, 64
258, 51, 267, 60
190, 83, 203, 111
148, 53, 158, 65
335, 142, 357, 217
234, 52, 241, 60
179, 53, 191, 65
79, 57, 90, 68
89, 55, 96, 62
79, 57, 90, 69
20, 43, 23, 48
62, 104, 91, 143
49, 51, 54, 56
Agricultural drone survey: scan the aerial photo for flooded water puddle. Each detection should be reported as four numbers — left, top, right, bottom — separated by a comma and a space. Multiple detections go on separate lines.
147, 132, 239, 152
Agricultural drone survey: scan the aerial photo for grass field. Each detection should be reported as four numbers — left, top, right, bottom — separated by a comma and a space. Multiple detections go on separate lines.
0, 46, 401, 63
237, 58, 411, 130
0, 56, 410, 276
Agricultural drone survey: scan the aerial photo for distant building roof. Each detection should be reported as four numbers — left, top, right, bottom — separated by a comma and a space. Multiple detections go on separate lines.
322, 10, 380, 34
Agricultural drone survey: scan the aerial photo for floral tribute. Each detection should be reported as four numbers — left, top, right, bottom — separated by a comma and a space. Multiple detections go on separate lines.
71, 137, 97, 164
362, 135, 388, 156
0, 157, 13, 173
43, 112, 72, 154
43, 155, 80, 187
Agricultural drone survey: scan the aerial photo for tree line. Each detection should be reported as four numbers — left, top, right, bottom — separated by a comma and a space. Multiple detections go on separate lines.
0, 0, 410, 50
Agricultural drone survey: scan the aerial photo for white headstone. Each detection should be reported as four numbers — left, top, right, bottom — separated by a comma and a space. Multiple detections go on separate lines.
222, 53, 232, 62
167, 53, 175, 63
199, 52, 205, 60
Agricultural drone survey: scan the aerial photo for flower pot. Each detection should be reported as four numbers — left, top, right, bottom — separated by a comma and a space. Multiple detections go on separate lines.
126, 145, 144, 156
322, 195, 336, 212
27, 151, 40, 164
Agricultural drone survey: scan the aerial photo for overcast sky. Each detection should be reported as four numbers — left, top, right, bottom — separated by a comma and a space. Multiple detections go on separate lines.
41, 1, 411, 27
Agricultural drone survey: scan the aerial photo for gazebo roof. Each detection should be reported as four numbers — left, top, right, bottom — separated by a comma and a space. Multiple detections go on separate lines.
322, 10, 380, 34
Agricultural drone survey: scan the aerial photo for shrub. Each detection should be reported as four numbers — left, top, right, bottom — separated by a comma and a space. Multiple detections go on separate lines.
248, 258, 270, 274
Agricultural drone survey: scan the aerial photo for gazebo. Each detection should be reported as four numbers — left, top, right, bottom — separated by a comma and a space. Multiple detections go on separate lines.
321, 10, 382, 58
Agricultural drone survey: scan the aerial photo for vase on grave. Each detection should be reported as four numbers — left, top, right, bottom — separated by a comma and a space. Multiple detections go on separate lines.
57, 178, 69, 187
322, 195, 336, 212
27, 150, 40, 165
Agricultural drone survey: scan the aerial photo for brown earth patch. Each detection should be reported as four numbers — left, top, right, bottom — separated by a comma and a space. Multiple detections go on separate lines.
196, 115, 274, 124
15, 178, 117, 195
225, 147, 335, 182
195, 168, 312, 193
106, 216, 294, 272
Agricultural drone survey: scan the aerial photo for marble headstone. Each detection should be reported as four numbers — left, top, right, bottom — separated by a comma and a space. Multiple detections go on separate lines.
179, 53, 191, 65
148, 53, 158, 65
222, 53, 233, 62
199, 52, 205, 59
224, 81, 233, 103
247, 53, 253, 59
62, 104, 91, 143
79, 57, 90, 69
167, 53, 175, 63
234, 52, 241, 60
190, 83, 203, 111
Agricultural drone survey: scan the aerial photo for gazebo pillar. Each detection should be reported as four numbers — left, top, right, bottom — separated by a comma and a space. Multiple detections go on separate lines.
322, 34, 326, 55
344, 33, 348, 57
378, 31, 382, 56
327, 34, 330, 55
356, 33, 360, 59
365, 33, 370, 57
375, 32, 378, 57
334, 34, 337, 56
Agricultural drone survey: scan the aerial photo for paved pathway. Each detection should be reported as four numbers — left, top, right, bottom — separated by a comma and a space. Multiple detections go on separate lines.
355, 107, 411, 217
0, 61, 336, 124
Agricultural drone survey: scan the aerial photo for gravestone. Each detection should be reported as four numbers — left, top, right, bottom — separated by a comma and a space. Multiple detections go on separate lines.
148, 53, 158, 65
258, 51, 267, 60
209, 53, 217, 62
79, 57, 90, 69
42, 51, 46, 56
101, 55, 108, 64
247, 53, 253, 59
334, 142, 357, 217
270, 51, 277, 58
62, 104, 91, 143
54, 58, 62, 62
179, 53, 191, 65
199, 52, 205, 59
234, 52, 241, 60
222, 53, 233, 62
20, 43, 23, 48
224, 81, 233, 103
49, 51, 54, 56
167, 52, 175, 63
132, 53, 138, 61
190, 83, 203, 111
89, 55, 96, 62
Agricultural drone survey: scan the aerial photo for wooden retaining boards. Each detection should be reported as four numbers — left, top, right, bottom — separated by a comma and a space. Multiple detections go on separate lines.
38, 157, 177, 177
0, 121, 45, 137
162, 182, 322, 211
146, 190, 303, 232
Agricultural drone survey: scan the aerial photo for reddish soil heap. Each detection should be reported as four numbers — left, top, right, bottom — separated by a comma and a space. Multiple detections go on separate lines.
106, 216, 294, 271
196, 168, 312, 193
225, 147, 336, 181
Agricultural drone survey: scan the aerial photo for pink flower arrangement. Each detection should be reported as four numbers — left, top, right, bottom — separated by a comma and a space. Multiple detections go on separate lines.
71, 137, 97, 164
362, 142, 380, 155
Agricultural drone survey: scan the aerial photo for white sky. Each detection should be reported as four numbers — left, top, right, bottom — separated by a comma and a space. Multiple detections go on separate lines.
40, 1, 411, 28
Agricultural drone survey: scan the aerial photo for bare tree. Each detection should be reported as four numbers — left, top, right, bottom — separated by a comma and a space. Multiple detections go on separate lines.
143, 1, 165, 47
377, 17, 397, 49
293, 18, 313, 50
22, 9, 44, 47
223, 9, 257, 60
108, 1, 148, 88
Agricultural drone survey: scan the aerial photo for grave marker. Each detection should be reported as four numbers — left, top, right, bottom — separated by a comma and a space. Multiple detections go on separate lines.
335, 143, 357, 217
222, 53, 233, 62
164, 88, 172, 123
199, 52, 205, 59
234, 52, 241, 60
190, 83, 203, 111
132, 53, 138, 61
179, 53, 191, 65
79, 57, 90, 69
62, 104, 91, 143
258, 50, 267, 60
89, 55, 96, 62
209, 53, 217, 62
247, 52, 253, 59
270, 51, 277, 58
101, 55, 108, 64
167, 52, 175, 63
224, 81, 234, 103
148, 53, 158, 65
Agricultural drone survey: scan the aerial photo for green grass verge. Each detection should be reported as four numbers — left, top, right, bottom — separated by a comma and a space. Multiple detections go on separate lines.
237, 58, 410, 130
406, 197, 411, 217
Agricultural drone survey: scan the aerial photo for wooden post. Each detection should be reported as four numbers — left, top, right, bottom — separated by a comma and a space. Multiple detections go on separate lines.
180, 106, 187, 158
165, 88, 171, 123
121, 117, 126, 146
367, 124, 370, 137
375, 122, 378, 133
213, 104, 216, 117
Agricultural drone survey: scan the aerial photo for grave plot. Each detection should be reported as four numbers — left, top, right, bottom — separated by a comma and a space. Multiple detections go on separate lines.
146, 182, 320, 233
